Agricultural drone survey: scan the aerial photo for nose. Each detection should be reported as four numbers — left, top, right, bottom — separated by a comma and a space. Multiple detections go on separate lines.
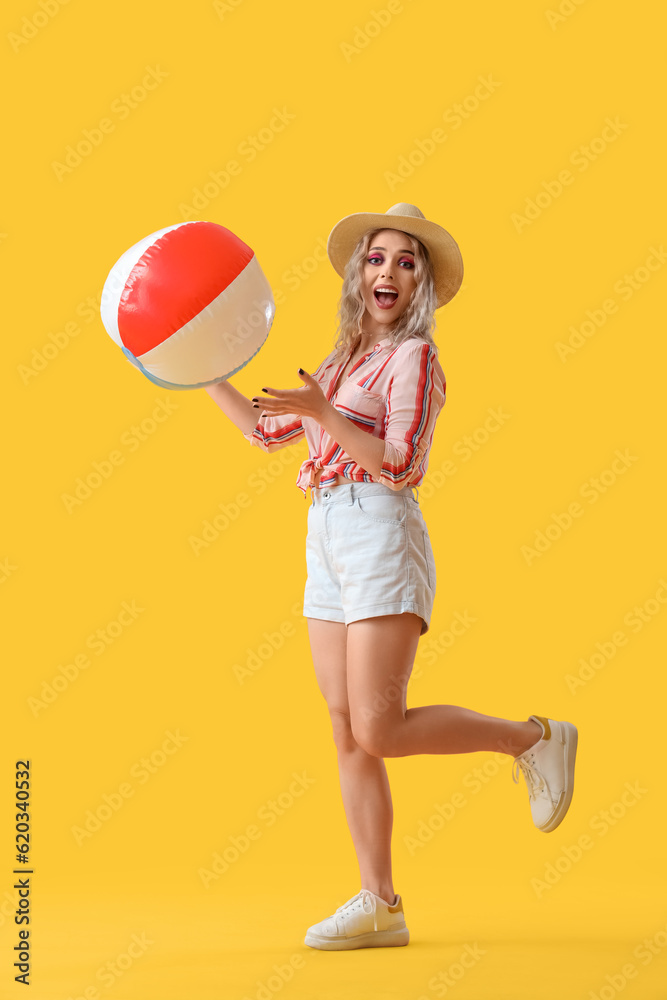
380, 256, 398, 279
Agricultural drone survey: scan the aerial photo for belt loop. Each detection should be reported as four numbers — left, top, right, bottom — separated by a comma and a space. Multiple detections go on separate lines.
410, 485, 419, 503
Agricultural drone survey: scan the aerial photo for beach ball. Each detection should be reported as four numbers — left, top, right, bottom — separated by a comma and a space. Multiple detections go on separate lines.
100, 220, 275, 389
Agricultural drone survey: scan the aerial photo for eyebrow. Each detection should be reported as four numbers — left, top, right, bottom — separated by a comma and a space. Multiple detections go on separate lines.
369, 246, 415, 255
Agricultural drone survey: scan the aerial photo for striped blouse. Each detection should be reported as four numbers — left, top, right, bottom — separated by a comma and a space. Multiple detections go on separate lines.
243, 335, 446, 496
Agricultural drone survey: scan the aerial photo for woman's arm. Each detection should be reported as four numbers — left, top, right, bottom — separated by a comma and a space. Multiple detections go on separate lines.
203, 380, 259, 436
204, 378, 305, 453
375, 341, 445, 489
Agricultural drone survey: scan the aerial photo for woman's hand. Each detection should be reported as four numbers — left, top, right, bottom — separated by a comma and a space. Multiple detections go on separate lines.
254, 366, 386, 480
252, 369, 331, 422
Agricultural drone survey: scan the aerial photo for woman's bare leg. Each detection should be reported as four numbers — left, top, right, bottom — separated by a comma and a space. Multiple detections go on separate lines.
307, 618, 397, 904
346, 613, 542, 759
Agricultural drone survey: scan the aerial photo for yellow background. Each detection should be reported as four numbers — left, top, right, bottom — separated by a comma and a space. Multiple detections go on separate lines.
2, 0, 666, 997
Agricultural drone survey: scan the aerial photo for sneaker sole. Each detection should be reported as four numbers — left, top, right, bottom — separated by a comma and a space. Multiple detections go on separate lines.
539, 721, 578, 833
304, 926, 409, 950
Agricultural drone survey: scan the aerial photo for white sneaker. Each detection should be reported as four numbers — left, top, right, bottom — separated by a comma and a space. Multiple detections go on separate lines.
304, 889, 409, 950
512, 715, 578, 833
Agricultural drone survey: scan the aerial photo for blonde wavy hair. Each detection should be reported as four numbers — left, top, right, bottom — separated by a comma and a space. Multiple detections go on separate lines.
331, 228, 439, 361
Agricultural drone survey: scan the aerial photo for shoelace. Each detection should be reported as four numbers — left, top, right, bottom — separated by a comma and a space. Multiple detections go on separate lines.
511, 754, 546, 800
334, 890, 378, 931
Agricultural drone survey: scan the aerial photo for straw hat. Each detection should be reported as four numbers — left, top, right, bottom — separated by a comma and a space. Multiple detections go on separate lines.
326, 202, 463, 308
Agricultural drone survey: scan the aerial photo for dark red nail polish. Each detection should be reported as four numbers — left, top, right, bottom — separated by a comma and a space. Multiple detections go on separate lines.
261, 388, 268, 393
298, 368, 304, 375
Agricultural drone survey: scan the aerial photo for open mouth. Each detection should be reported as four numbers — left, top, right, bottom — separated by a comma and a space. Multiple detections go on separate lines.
373, 287, 399, 309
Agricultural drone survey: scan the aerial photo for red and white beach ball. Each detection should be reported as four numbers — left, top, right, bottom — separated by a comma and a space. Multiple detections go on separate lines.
100, 220, 274, 389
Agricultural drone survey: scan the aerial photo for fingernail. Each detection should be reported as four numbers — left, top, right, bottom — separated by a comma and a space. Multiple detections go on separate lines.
298, 368, 304, 375
251, 397, 258, 402
261, 388, 268, 393
252, 403, 259, 408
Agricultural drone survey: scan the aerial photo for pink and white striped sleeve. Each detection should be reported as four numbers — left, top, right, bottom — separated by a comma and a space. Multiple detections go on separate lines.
243, 410, 305, 452
377, 340, 446, 489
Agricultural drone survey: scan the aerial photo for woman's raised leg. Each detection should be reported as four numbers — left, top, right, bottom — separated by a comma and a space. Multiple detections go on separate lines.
346, 613, 542, 759
306, 617, 397, 904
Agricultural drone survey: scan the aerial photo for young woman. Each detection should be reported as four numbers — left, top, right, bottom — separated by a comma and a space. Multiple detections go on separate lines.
204, 203, 578, 951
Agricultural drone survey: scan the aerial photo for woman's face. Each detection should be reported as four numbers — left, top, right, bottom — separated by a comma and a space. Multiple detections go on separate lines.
359, 228, 418, 328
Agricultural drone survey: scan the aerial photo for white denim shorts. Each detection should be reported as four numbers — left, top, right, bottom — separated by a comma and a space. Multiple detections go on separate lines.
303, 481, 436, 635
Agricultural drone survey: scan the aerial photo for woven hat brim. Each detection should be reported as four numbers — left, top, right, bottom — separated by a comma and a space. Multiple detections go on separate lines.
327, 211, 463, 307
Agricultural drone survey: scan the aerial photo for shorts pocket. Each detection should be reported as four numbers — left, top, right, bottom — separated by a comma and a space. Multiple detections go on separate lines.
356, 493, 407, 524
423, 529, 436, 590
